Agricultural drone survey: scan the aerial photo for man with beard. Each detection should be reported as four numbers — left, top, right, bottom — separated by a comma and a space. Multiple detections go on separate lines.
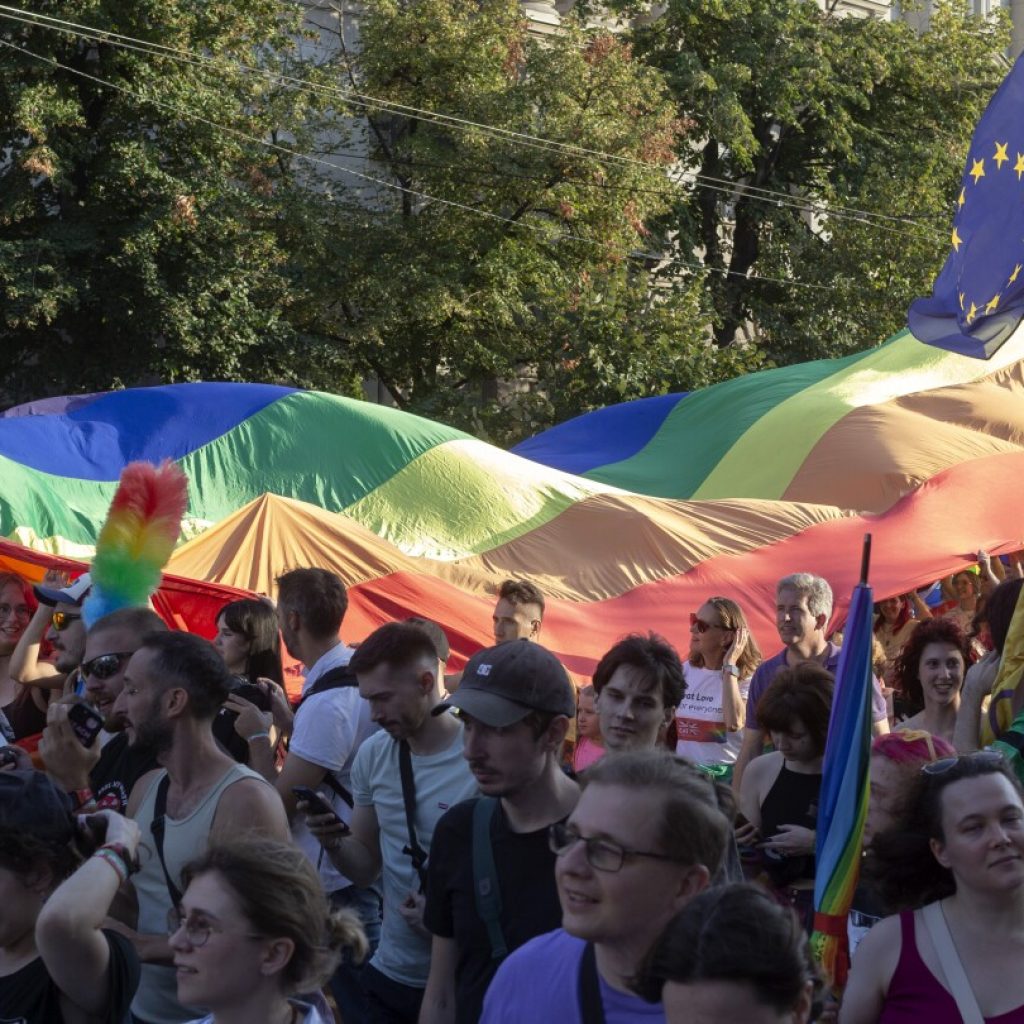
112, 630, 289, 1024
420, 641, 580, 1024
39, 607, 167, 814
306, 622, 477, 1024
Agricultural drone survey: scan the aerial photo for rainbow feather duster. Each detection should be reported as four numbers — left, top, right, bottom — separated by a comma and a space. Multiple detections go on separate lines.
82, 460, 189, 627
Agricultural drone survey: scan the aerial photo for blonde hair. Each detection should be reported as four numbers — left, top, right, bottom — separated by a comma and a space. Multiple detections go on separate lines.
689, 597, 762, 679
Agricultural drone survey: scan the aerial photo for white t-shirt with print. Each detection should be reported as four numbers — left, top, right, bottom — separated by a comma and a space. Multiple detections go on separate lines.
674, 661, 749, 767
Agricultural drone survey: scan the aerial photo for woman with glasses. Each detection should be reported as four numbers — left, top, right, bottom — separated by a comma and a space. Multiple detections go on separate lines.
891, 618, 969, 745
171, 837, 367, 1024
737, 663, 833, 931
841, 753, 1024, 1024
676, 598, 761, 781
0, 571, 42, 740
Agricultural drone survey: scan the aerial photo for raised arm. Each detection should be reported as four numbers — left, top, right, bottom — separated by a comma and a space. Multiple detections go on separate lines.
35, 811, 142, 1016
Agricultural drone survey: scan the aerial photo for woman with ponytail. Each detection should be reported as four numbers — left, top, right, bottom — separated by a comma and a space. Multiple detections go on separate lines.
171, 838, 368, 1024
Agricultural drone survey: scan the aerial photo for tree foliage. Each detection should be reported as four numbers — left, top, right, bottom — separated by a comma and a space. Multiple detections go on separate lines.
620, 0, 1010, 360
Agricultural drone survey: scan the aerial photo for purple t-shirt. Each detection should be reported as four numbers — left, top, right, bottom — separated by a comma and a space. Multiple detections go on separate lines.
744, 642, 888, 730
480, 929, 665, 1024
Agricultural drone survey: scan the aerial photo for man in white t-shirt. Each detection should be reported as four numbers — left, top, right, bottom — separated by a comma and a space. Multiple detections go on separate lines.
305, 621, 477, 1024
263, 568, 380, 1023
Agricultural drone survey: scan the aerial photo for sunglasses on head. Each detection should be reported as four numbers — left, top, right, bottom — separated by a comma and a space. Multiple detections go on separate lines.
82, 651, 135, 680
51, 610, 82, 631
689, 613, 730, 634
921, 750, 1005, 776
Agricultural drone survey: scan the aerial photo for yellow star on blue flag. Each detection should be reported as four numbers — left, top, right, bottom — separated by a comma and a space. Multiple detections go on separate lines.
909, 54, 1024, 359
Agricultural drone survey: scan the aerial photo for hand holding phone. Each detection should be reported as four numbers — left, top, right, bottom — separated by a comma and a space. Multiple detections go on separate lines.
67, 702, 105, 748
292, 785, 340, 820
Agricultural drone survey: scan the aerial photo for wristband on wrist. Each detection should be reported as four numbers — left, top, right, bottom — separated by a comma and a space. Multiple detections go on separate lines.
246, 731, 271, 743
99, 842, 138, 877
722, 664, 741, 678
93, 848, 128, 885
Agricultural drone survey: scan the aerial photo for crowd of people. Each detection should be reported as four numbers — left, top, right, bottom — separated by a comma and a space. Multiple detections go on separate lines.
1, 554, 1024, 1024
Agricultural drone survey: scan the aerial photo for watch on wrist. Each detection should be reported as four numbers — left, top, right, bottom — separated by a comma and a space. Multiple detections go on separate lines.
723, 664, 741, 678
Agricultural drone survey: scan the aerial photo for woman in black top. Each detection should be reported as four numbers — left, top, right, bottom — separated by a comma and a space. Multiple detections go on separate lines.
737, 662, 834, 930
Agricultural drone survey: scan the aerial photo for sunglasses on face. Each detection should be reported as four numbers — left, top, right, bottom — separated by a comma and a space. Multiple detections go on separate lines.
82, 651, 135, 680
689, 613, 729, 634
51, 610, 82, 631
922, 750, 1005, 775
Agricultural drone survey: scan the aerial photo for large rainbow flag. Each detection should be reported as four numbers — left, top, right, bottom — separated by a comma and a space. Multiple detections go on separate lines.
2, 323, 1024, 674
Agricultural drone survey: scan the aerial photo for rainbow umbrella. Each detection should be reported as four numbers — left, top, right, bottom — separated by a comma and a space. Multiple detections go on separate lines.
812, 535, 875, 992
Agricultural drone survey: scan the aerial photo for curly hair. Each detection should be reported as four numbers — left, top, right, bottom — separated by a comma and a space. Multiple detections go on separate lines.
865, 753, 1023, 912
755, 663, 834, 758
892, 617, 969, 712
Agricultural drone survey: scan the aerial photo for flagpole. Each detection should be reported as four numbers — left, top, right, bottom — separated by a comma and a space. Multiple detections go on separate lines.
859, 532, 872, 586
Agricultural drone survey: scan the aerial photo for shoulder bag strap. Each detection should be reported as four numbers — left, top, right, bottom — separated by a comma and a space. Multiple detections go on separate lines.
398, 739, 429, 893
149, 774, 183, 908
471, 797, 508, 960
577, 941, 607, 1024
919, 902, 985, 1024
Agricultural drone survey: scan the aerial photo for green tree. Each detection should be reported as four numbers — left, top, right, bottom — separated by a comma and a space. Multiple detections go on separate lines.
0, 0, 352, 402
618, 0, 1010, 360
296, 0, 762, 442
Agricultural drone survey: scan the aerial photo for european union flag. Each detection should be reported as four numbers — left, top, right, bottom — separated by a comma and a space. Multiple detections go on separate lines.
909, 54, 1024, 359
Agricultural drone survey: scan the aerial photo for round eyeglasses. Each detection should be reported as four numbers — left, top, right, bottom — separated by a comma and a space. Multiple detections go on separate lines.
167, 906, 264, 948
548, 821, 680, 873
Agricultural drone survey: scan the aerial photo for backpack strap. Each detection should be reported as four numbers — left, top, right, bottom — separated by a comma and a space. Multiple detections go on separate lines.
577, 941, 607, 1024
472, 797, 508, 960
919, 902, 984, 1024
295, 664, 358, 714
296, 665, 358, 807
398, 740, 429, 892
149, 774, 183, 908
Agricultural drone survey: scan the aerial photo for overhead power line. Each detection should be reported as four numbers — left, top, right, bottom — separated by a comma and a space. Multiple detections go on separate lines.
0, 34, 841, 292
0, 3, 946, 240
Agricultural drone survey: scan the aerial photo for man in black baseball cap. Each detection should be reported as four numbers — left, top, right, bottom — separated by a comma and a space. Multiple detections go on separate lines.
421, 640, 580, 1024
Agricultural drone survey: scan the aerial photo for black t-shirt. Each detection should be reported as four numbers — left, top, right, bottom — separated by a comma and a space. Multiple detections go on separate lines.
0, 928, 139, 1024
90, 733, 159, 814
423, 798, 565, 1024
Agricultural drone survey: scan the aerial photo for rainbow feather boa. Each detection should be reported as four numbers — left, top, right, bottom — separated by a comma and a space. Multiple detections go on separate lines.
82, 460, 188, 627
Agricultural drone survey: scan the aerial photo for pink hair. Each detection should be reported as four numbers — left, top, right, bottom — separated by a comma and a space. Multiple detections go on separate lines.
871, 729, 955, 766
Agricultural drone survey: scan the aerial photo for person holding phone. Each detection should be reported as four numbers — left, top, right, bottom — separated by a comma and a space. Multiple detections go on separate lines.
0, 767, 142, 1023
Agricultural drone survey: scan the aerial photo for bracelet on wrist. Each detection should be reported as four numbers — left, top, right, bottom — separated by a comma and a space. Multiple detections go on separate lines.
246, 731, 271, 743
93, 848, 129, 885
99, 841, 139, 877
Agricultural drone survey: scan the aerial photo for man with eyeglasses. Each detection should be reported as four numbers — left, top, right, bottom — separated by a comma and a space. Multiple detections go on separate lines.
480, 750, 731, 1024
420, 640, 580, 1024
40, 607, 168, 815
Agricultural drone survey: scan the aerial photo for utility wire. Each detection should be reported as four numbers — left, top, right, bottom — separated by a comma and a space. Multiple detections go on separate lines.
0, 34, 840, 291
0, 3, 946, 238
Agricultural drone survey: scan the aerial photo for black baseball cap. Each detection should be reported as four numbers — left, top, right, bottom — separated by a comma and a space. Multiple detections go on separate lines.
436, 639, 576, 727
0, 769, 76, 844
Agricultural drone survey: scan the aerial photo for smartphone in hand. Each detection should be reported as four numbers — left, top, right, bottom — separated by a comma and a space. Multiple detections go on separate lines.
68, 703, 105, 747
291, 786, 344, 824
